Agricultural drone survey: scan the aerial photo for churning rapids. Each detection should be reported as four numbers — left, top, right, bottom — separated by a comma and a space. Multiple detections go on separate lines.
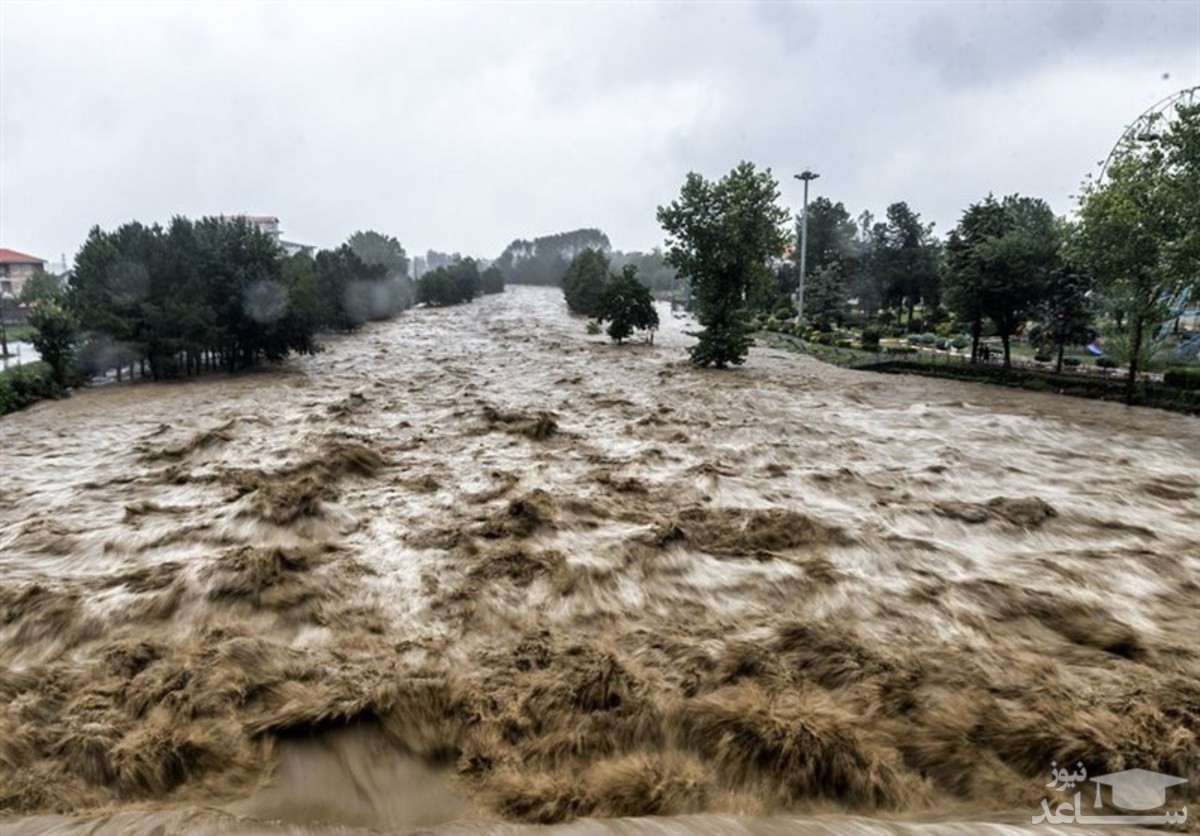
2, 286, 1198, 835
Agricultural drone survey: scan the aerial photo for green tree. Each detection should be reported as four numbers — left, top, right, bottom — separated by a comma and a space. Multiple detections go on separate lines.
876, 202, 941, 329
28, 300, 79, 386
1031, 256, 1094, 373
599, 266, 659, 343
1074, 102, 1200, 399
480, 265, 506, 294
562, 248, 610, 317
804, 263, 847, 330
415, 259, 480, 306
19, 270, 64, 305
794, 198, 857, 325
347, 230, 412, 313
978, 196, 1060, 368
945, 197, 1008, 362
657, 161, 789, 368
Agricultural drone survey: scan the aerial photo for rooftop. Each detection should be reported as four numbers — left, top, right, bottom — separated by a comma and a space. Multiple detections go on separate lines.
0, 248, 45, 265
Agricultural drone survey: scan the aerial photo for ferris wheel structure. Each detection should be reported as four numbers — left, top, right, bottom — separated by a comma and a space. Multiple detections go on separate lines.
1096, 85, 1200, 182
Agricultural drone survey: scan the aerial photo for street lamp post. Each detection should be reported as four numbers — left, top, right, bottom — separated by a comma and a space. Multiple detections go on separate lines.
793, 170, 819, 321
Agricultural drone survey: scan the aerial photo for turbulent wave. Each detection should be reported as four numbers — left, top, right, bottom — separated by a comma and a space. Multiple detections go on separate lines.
1, 287, 1197, 834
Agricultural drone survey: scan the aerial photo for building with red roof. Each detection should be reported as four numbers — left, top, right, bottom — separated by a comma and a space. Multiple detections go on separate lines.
0, 249, 46, 297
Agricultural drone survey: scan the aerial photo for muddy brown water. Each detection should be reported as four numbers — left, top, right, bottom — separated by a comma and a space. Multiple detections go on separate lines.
1, 286, 1197, 835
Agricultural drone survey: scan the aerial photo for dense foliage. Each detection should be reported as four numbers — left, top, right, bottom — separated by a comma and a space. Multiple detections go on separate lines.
1075, 102, 1200, 398
0, 362, 63, 415
65, 218, 411, 380
480, 265, 506, 295
658, 161, 789, 367
562, 249, 611, 317
945, 194, 1061, 367
27, 301, 78, 386
598, 266, 659, 343
415, 258, 482, 306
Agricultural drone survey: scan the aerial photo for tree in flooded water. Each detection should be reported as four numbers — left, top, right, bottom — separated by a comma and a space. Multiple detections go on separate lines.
598, 265, 659, 344
66, 217, 390, 380
562, 248, 610, 318
346, 230, 414, 314
415, 258, 481, 306
658, 161, 789, 368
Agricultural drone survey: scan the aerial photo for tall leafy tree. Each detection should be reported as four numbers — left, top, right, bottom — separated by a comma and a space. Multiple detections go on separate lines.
1031, 255, 1094, 373
28, 300, 78, 386
876, 202, 941, 328
347, 230, 412, 313
946, 197, 1008, 362
1074, 103, 1200, 398
980, 196, 1059, 367
562, 248, 611, 317
599, 265, 659, 344
658, 161, 789, 368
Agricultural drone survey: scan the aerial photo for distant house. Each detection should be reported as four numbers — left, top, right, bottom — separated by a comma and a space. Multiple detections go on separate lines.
0, 248, 46, 297
219, 214, 314, 258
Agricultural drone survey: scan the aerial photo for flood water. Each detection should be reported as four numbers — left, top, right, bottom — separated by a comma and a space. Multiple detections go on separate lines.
2, 286, 1197, 834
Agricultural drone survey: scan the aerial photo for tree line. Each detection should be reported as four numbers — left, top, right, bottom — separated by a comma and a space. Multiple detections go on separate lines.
561, 250, 659, 343
27, 220, 462, 385
649, 101, 1199, 394
415, 258, 505, 306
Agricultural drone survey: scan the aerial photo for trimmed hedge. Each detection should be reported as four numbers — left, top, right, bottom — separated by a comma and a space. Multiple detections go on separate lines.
0, 362, 64, 415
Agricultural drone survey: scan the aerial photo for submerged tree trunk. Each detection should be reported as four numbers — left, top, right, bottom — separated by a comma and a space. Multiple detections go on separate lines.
1055, 336, 1065, 374
1001, 333, 1011, 369
969, 313, 982, 363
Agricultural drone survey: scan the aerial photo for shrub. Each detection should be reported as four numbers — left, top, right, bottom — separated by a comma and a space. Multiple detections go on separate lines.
1096, 357, 1119, 370
951, 337, 969, 350
0, 362, 63, 415
586, 320, 602, 335
1062, 357, 1081, 368
906, 335, 921, 346
1034, 353, 1053, 363
860, 328, 882, 351
935, 338, 950, 351
885, 346, 918, 355
919, 333, 937, 345
836, 339, 853, 349
1164, 367, 1200, 390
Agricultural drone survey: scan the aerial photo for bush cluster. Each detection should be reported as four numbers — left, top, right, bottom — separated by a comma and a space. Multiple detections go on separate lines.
0, 363, 62, 415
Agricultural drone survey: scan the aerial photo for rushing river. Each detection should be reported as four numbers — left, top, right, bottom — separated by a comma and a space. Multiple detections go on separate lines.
1, 286, 1197, 835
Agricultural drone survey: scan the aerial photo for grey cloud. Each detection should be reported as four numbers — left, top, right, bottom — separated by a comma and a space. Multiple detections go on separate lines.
1, 1, 1197, 263
909, 1, 1198, 89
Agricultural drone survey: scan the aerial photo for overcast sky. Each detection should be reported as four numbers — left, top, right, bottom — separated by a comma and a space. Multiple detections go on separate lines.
2, 1, 1198, 267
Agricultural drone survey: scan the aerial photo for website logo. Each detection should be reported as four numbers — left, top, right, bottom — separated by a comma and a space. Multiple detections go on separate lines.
1033, 762, 1188, 826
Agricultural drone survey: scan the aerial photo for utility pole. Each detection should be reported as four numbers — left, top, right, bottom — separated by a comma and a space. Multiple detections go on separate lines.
793, 170, 819, 321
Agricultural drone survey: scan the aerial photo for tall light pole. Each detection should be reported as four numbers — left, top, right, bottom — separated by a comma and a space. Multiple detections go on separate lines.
793, 170, 819, 321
